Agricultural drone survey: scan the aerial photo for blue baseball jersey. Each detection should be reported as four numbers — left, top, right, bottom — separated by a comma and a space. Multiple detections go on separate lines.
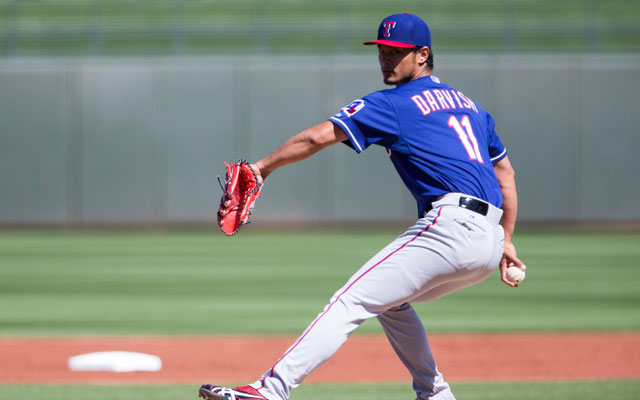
329, 76, 507, 217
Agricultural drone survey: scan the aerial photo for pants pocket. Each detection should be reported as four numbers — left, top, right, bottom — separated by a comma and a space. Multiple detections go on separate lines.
454, 218, 487, 234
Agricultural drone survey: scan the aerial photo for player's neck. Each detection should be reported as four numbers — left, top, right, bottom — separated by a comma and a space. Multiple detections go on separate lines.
396, 69, 432, 87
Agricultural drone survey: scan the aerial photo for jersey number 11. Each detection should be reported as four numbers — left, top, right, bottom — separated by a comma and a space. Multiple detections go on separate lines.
447, 115, 484, 164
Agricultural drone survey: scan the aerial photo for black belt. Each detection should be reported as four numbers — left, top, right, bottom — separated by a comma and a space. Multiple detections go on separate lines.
424, 195, 490, 217
458, 196, 489, 216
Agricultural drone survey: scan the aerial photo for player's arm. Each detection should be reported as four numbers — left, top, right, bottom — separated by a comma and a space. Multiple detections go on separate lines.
251, 121, 347, 181
493, 155, 524, 287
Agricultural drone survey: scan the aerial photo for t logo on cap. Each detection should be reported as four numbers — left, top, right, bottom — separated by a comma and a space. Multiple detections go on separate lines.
363, 13, 432, 49
383, 21, 396, 37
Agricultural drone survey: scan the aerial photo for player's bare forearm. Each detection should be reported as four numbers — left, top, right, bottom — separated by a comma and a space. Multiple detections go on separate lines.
494, 156, 524, 286
494, 156, 517, 242
253, 121, 347, 181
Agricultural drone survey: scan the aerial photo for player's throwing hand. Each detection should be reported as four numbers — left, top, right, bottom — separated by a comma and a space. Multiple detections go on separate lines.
500, 242, 525, 287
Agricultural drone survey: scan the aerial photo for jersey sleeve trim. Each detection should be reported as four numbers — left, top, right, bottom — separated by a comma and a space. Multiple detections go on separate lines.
490, 148, 507, 163
329, 116, 364, 153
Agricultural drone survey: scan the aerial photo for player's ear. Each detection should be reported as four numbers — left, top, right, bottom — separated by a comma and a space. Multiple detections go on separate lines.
420, 47, 430, 64
415, 46, 430, 65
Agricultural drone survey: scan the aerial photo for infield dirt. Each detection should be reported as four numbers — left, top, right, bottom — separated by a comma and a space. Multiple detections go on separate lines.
1, 332, 638, 384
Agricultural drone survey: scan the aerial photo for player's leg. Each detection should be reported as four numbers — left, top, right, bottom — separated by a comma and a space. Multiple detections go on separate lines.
377, 303, 454, 400
250, 246, 420, 399
376, 206, 505, 400
250, 207, 502, 400
376, 271, 495, 400
249, 216, 452, 399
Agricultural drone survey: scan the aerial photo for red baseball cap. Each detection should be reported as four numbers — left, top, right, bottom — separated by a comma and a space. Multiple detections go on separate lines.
363, 13, 431, 48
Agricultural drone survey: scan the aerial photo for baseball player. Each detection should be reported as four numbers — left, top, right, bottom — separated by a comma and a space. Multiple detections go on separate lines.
201, 12, 523, 400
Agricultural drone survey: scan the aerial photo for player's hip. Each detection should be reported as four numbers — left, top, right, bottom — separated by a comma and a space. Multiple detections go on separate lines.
413, 199, 504, 269
422, 192, 503, 225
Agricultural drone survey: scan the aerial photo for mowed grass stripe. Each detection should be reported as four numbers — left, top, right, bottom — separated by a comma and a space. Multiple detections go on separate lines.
0, 230, 639, 335
1, 381, 639, 400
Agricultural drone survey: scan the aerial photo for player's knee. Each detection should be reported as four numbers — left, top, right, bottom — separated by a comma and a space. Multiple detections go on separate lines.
386, 302, 412, 313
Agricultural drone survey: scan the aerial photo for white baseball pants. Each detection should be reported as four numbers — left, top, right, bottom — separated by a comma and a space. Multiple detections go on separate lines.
251, 193, 505, 400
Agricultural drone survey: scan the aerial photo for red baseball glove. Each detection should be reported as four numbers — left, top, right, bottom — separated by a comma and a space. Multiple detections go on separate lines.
217, 160, 263, 236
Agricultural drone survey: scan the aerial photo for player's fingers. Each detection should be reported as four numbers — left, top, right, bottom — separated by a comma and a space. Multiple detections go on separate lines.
499, 257, 518, 287
501, 273, 518, 287
501, 276, 517, 287
510, 256, 525, 270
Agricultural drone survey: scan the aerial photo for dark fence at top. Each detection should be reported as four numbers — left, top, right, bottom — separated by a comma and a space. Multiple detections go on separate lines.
1, 0, 639, 56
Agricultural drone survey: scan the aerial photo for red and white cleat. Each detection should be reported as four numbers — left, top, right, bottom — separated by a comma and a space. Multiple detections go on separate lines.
199, 384, 267, 400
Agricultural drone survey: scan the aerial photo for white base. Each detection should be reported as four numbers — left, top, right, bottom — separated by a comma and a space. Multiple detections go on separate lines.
68, 351, 162, 373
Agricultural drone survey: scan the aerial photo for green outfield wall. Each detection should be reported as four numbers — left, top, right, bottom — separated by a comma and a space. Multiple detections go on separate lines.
2, 0, 638, 56
1, 54, 639, 226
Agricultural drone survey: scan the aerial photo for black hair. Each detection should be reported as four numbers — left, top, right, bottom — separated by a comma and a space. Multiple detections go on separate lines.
413, 46, 434, 71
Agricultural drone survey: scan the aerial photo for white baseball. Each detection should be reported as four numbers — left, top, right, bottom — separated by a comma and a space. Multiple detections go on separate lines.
506, 266, 526, 284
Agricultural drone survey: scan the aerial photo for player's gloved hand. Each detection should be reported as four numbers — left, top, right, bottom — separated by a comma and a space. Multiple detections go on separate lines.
249, 163, 264, 186
500, 241, 525, 287
217, 160, 263, 236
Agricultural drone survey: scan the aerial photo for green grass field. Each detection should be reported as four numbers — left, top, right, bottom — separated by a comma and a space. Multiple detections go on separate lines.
1, 381, 640, 400
0, 229, 639, 399
1, 229, 639, 335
